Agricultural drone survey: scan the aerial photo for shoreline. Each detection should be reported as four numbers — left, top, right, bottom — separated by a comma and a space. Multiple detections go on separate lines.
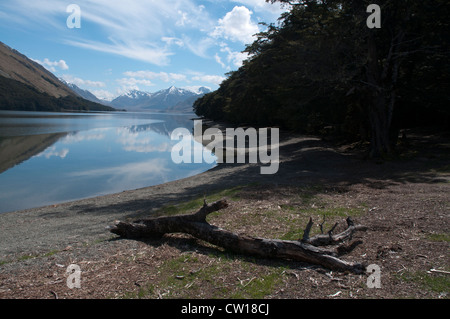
0, 162, 220, 216
0, 161, 235, 257
0, 127, 306, 258
0, 127, 447, 258
0, 127, 448, 299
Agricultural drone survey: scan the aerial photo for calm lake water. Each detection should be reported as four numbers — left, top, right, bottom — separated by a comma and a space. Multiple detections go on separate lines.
0, 111, 216, 214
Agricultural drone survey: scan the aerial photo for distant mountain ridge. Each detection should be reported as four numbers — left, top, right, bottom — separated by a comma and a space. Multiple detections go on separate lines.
59, 80, 212, 113
60, 79, 107, 105
0, 41, 116, 112
0, 40, 210, 113
109, 86, 211, 113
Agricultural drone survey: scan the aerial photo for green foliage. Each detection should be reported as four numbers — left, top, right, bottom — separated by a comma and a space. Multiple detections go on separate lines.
194, 0, 449, 148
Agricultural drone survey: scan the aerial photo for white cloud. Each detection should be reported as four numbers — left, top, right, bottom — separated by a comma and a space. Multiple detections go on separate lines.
123, 71, 187, 83
215, 53, 226, 69
192, 74, 225, 86
3, 0, 214, 65
211, 6, 260, 44
176, 10, 189, 27
231, 0, 289, 16
183, 85, 212, 94
33, 58, 69, 72
37, 146, 69, 159
65, 39, 173, 66
91, 90, 117, 101
1, 0, 285, 95
182, 36, 216, 58
116, 77, 154, 91
169, 73, 188, 82
117, 78, 153, 86
0, 0, 67, 30
221, 46, 251, 68
61, 74, 106, 87
161, 37, 184, 47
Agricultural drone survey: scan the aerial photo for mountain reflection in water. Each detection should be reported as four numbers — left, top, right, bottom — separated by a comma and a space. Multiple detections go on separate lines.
0, 111, 216, 214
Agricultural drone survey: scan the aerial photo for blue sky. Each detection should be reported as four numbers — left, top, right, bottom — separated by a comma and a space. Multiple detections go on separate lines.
0, 0, 288, 101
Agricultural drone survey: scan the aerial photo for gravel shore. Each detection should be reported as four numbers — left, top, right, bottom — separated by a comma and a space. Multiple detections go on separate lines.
1, 129, 447, 261
0, 128, 448, 299
0, 131, 323, 259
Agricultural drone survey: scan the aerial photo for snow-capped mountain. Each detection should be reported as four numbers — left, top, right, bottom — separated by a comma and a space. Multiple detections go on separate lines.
123, 89, 153, 100
111, 89, 153, 109
110, 86, 211, 112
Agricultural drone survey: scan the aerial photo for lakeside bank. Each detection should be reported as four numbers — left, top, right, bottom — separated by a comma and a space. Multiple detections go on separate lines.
0, 127, 316, 259
0, 127, 448, 299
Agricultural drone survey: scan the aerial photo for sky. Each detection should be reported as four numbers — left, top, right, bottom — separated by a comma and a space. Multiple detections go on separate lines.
0, 0, 288, 101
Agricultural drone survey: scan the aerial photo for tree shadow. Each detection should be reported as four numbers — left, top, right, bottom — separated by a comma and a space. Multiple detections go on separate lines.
68, 128, 448, 222
94, 129, 449, 274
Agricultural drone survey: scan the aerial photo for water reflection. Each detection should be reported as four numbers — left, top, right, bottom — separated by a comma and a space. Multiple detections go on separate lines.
0, 111, 216, 213
0, 132, 67, 174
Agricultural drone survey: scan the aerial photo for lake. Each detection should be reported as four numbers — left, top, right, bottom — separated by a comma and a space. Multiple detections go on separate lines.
0, 111, 216, 214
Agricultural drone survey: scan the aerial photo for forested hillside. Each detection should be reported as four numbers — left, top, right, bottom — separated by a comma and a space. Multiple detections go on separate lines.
194, 0, 449, 157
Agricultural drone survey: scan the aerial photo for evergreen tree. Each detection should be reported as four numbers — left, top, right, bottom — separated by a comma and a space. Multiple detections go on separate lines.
194, 0, 449, 157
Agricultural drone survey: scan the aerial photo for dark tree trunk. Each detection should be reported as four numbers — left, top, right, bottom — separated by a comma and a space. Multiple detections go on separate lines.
368, 95, 392, 158
366, 28, 405, 158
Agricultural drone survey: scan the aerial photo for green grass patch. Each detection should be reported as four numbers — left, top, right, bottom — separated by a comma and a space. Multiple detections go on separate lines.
154, 185, 245, 217
301, 206, 364, 218
230, 268, 286, 299
17, 254, 36, 262
399, 271, 450, 296
298, 185, 323, 205
15, 249, 60, 262
121, 251, 287, 299
426, 233, 450, 242
279, 206, 365, 241
118, 185, 367, 299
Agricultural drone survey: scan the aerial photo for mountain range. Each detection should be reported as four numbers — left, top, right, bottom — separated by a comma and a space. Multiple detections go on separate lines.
0, 41, 116, 113
108, 86, 211, 113
0, 41, 210, 114
62, 83, 211, 113
61, 80, 107, 105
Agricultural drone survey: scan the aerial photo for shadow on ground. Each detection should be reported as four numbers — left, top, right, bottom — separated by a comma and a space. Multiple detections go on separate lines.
71, 129, 449, 222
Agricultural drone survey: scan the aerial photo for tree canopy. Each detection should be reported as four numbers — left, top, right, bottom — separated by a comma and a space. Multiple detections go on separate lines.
194, 0, 449, 157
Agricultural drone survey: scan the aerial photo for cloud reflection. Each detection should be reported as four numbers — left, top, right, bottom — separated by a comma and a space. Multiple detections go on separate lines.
116, 126, 172, 153
62, 130, 107, 144
70, 158, 169, 177
36, 146, 69, 159
69, 158, 171, 193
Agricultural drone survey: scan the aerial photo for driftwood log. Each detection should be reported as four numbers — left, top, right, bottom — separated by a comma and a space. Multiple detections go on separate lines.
109, 200, 368, 274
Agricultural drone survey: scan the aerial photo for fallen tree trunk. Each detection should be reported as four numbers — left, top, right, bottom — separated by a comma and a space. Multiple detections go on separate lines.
109, 200, 368, 274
